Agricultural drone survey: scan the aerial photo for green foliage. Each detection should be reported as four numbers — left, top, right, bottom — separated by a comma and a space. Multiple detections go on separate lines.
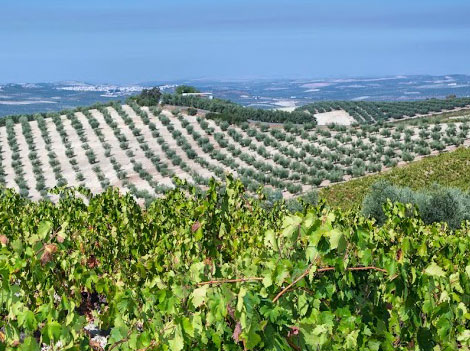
128, 87, 162, 106
175, 85, 200, 94
362, 181, 418, 224
286, 190, 318, 212
161, 94, 315, 124
362, 180, 470, 228
2, 178, 470, 350
187, 107, 198, 116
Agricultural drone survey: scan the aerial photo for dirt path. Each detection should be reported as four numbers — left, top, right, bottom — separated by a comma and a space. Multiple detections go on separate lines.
0, 126, 18, 190
13, 123, 40, 199
314, 110, 356, 125
29, 120, 58, 190
45, 117, 87, 188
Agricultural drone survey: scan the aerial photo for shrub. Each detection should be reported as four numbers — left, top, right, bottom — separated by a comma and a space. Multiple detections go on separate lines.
85, 150, 97, 164
401, 152, 414, 162
362, 181, 470, 228
187, 107, 198, 116
286, 183, 302, 194
328, 170, 344, 183
76, 172, 85, 182
298, 190, 318, 206
175, 85, 200, 94
415, 185, 470, 229
129, 87, 161, 106
362, 181, 416, 224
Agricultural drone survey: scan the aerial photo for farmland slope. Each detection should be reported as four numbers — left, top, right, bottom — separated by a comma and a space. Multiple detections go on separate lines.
320, 146, 470, 210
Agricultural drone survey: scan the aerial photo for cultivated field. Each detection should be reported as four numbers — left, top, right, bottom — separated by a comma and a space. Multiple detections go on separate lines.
314, 110, 355, 125
320, 146, 470, 209
297, 98, 470, 123
1, 101, 470, 203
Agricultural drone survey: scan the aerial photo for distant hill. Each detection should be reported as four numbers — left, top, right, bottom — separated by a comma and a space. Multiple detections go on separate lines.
0, 82, 146, 116
2, 74, 470, 116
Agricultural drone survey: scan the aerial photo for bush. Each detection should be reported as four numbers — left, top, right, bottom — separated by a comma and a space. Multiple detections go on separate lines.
362, 181, 470, 228
187, 107, 198, 116
175, 85, 200, 94
362, 181, 415, 224
128, 87, 161, 106
418, 185, 470, 229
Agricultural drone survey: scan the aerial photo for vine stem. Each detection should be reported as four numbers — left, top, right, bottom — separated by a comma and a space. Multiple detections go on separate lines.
196, 266, 387, 302
197, 277, 264, 286
272, 263, 314, 303
272, 265, 388, 303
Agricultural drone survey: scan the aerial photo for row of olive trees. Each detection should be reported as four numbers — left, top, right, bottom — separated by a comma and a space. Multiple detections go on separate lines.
98, 105, 171, 201
5, 119, 29, 197
129, 103, 212, 188
299, 97, 470, 122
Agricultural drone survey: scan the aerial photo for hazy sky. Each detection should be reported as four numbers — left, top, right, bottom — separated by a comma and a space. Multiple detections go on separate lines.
2, 0, 470, 83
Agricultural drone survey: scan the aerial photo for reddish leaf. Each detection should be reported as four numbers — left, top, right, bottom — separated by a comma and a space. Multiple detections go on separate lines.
0, 235, 8, 245
191, 221, 201, 233
87, 256, 99, 269
232, 322, 242, 343
89, 339, 104, 351
45, 244, 58, 254
226, 304, 235, 319
288, 326, 300, 337
40, 244, 58, 265
396, 248, 402, 261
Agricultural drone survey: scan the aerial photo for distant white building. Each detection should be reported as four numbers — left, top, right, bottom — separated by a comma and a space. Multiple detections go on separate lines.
181, 92, 213, 100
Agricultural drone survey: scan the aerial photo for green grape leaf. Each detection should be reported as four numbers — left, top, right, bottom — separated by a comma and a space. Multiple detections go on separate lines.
424, 262, 446, 278
18, 310, 37, 331
329, 229, 346, 251
37, 221, 52, 239
191, 285, 208, 308
181, 317, 194, 338
168, 326, 184, 351
19, 337, 40, 351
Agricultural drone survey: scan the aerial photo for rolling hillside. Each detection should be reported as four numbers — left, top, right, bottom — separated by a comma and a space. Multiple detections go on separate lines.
296, 98, 470, 123
162, 93, 470, 124
320, 146, 470, 210
1, 97, 470, 204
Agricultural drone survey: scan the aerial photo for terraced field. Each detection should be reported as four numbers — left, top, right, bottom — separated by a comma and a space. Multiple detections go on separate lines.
1, 101, 470, 203
297, 98, 470, 123
162, 93, 470, 124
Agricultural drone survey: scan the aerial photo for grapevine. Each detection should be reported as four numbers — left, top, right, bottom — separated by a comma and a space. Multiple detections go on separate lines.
1, 177, 470, 350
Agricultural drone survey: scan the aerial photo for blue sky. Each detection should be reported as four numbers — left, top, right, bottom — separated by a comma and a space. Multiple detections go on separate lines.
1, 0, 470, 84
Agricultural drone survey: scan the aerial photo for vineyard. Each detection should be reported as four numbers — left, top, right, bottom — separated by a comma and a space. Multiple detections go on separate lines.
1, 100, 470, 203
1, 178, 470, 350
